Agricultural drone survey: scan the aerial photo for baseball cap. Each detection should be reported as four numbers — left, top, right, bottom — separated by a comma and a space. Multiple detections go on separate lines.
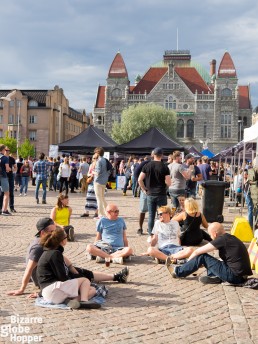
35, 218, 54, 237
184, 154, 194, 160
152, 147, 163, 156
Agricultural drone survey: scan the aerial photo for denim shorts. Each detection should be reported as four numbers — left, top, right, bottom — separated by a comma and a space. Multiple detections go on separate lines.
0, 177, 9, 193
139, 191, 148, 213
159, 244, 183, 256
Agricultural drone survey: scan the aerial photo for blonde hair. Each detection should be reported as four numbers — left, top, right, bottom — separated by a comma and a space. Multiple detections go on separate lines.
157, 205, 172, 216
184, 198, 199, 214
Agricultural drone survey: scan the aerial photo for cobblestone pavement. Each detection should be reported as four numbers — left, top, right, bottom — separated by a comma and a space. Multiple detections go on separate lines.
0, 187, 258, 344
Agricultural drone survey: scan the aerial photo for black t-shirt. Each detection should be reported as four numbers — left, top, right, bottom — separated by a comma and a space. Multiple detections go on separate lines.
142, 161, 170, 196
212, 233, 252, 277
53, 161, 61, 175
0, 154, 9, 178
7, 156, 16, 175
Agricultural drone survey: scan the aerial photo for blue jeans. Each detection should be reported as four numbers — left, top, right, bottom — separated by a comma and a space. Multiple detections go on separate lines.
147, 194, 167, 235
175, 253, 246, 284
169, 189, 185, 208
244, 192, 254, 228
20, 176, 29, 194
35, 177, 47, 201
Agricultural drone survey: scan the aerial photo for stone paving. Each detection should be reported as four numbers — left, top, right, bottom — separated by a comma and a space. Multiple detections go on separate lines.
0, 187, 258, 344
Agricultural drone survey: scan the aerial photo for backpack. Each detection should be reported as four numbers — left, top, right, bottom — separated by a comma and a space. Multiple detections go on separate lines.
105, 158, 113, 172
0, 154, 3, 176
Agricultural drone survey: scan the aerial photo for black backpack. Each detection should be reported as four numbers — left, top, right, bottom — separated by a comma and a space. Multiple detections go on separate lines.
105, 158, 113, 172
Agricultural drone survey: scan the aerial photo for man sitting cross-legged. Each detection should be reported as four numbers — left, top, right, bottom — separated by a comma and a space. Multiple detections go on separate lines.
166, 222, 253, 284
141, 205, 194, 264
86, 204, 133, 265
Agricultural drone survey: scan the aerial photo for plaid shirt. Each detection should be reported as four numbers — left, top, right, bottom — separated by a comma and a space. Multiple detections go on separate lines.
33, 160, 49, 179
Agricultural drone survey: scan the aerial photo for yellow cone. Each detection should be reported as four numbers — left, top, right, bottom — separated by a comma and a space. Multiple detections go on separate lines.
231, 217, 254, 242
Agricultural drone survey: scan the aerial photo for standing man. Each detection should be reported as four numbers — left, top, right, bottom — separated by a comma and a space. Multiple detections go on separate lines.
138, 148, 171, 241
0, 144, 11, 215
78, 157, 89, 193
184, 154, 202, 199
47, 157, 54, 191
93, 147, 110, 218
197, 156, 212, 196
168, 151, 193, 208
33, 152, 48, 204
0, 147, 17, 212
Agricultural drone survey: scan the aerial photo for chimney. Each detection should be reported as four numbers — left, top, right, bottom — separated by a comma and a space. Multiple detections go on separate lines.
210, 59, 216, 77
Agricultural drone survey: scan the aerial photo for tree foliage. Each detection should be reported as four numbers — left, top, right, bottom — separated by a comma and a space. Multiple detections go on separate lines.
0, 133, 17, 154
19, 139, 35, 158
111, 103, 177, 144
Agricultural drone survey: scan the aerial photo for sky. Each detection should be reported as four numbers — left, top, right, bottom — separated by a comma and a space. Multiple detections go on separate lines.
1, 0, 258, 113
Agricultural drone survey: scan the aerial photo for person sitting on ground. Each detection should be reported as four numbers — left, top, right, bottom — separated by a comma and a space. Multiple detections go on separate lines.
166, 222, 253, 285
50, 194, 74, 242
141, 205, 194, 264
174, 194, 186, 215
172, 197, 212, 246
86, 204, 133, 264
7, 218, 129, 297
36, 228, 100, 309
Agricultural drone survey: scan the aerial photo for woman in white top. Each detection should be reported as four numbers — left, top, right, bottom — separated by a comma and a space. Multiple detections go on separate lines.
59, 156, 71, 195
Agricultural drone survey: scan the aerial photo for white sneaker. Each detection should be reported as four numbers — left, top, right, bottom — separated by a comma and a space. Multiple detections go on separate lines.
96, 256, 105, 263
24, 193, 27, 196
112, 257, 123, 265
19, 193, 22, 196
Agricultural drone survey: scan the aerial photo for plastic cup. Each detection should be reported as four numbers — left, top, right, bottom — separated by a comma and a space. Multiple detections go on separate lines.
105, 257, 110, 267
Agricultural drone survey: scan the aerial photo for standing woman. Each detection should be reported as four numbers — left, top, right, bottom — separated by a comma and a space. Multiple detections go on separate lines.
81, 153, 98, 218
59, 156, 71, 195
50, 194, 74, 241
19, 160, 30, 196
37, 228, 100, 309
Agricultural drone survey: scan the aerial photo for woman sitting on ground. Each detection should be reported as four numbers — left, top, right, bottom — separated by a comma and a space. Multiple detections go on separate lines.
172, 198, 211, 246
50, 195, 74, 241
37, 228, 100, 309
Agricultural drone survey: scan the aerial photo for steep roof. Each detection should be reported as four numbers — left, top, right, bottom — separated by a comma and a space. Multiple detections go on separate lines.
217, 52, 237, 78
132, 67, 167, 94
0, 90, 48, 106
175, 67, 211, 94
95, 86, 106, 108
238, 85, 251, 109
108, 52, 128, 78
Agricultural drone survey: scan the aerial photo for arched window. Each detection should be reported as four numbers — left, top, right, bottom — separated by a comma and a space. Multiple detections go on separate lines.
221, 88, 232, 97
165, 96, 176, 110
177, 119, 184, 138
28, 100, 38, 107
186, 119, 194, 138
112, 88, 122, 98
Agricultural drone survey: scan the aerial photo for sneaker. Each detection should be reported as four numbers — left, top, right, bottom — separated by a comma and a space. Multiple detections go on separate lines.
19, 193, 22, 196
68, 227, 75, 242
137, 228, 143, 235
112, 257, 123, 265
79, 301, 101, 309
24, 193, 27, 196
10, 208, 17, 213
42, 200, 47, 204
64, 298, 80, 309
114, 266, 129, 283
199, 276, 222, 284
176, 259, 188, 265
123, 192, 126, 196
86, 254, 96, 261
165, 257, 178, 277
80, 213, 89, 218
2, 210, 12, 216
96, 256, 105, 263
36, 198, 39, 204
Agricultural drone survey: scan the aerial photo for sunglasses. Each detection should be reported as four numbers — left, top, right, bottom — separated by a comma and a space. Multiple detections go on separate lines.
5, 149, 10, 152
158, 212, 168, 216
109, 210, 119, 213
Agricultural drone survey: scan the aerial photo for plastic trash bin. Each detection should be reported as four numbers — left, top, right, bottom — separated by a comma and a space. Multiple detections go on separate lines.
201, 181, 228, 223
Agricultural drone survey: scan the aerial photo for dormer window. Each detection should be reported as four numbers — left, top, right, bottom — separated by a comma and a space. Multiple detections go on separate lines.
28, 100, 38, 107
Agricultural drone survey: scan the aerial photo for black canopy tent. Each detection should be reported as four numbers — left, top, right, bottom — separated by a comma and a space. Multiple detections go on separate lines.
58, 126, 117, 154
115, 127, 184, 154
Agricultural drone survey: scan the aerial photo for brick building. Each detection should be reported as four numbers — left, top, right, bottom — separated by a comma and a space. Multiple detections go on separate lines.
93, 50, 252, 153
0, 86, 90, 156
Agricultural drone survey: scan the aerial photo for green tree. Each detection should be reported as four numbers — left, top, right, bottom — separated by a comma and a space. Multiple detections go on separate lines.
111, 103, 177, 144
19, 139, 35, 158
0, 133, 17, 154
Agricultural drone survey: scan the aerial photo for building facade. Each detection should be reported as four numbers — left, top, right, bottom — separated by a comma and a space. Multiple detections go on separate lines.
93, 50, 252, 153
0, 86, 89, 156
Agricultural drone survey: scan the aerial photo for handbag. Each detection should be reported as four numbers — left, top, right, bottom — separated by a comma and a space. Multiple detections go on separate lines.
87, 175, 94, 183
180, 212, 197, 243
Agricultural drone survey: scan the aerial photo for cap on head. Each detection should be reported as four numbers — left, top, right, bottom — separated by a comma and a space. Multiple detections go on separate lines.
152, 147, 163, 156
35, 218, 54, 237
185, 154, 194, 160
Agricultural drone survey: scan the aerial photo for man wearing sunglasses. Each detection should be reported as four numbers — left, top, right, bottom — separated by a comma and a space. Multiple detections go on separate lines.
86, 204, 133, 264
0, 144, 11, 215
143, 205, 194, 264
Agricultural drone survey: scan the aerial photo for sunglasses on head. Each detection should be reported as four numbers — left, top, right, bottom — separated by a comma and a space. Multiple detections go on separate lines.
158, 212, 168, 216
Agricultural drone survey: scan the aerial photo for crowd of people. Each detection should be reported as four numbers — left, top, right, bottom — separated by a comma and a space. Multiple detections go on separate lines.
1, 144, 257, 310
